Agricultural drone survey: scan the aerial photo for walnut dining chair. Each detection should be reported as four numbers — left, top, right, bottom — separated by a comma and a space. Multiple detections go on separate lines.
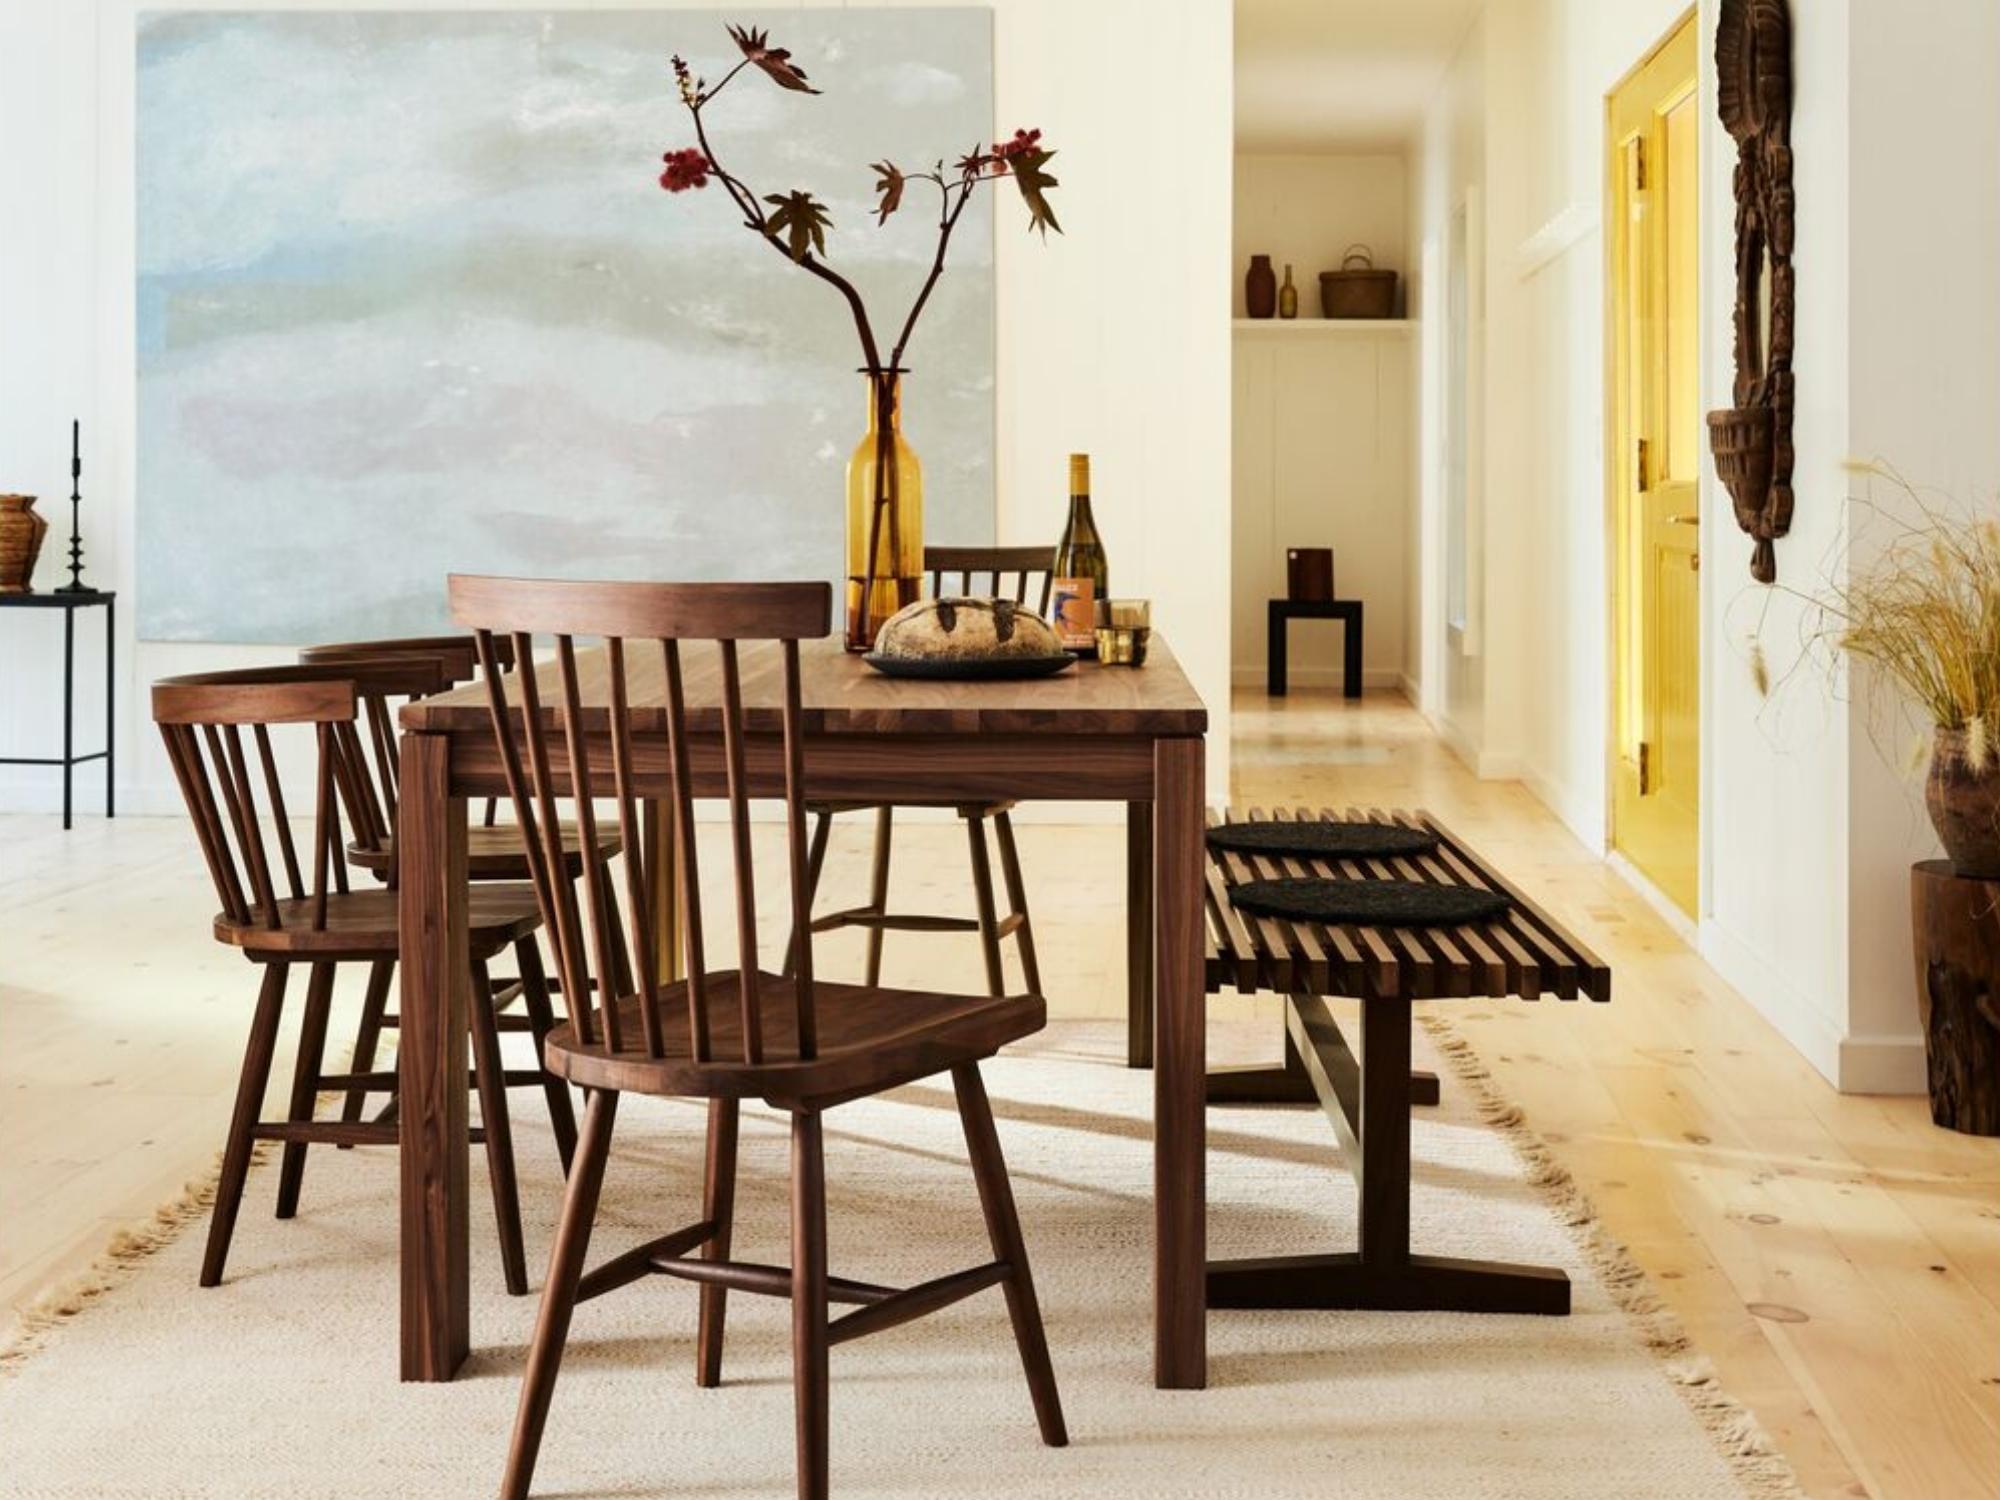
792, 545, 1051, 1012
153, 660, 564, 1295
448, 575, 1066, 1500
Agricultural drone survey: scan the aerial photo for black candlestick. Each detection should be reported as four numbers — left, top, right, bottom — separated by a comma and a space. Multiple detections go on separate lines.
55, 418, 89, 593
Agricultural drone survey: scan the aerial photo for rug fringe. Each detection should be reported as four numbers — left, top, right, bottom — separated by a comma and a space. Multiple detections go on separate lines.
1418, 1014, 1810, 1500
0, 1144, 271, 1376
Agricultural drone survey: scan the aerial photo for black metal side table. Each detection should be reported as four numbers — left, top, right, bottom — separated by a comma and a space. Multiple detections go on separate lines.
0, 590, 115, 828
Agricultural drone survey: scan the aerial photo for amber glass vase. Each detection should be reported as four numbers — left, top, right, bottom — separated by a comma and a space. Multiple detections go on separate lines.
844, 369, 923, 651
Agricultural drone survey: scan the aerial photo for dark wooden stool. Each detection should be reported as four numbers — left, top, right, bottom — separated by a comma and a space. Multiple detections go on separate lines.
1201, 806, 1611, 1315
1267, 598, 1364, 698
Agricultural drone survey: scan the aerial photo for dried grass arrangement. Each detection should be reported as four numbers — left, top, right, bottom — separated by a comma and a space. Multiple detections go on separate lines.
1806, 463, 2000, 750
1777, 461, 2000, 875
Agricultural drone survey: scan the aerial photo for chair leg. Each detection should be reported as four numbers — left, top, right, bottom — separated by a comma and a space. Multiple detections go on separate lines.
201, 961, 290, 1288
952, 1062, 1067, 1446
514, 936, 577, 1174
470, 958, 530, 1296
274, 961, 336, 1220
783, 810, 834, 978
992, 811, 1043, 995
962, 813, 1007, 998
501, 1088, 619, 1500
863, 805, 893, 988
791, 1110, 830, 1500
337, 959, 395, 1147
695, 1097, 740, 1387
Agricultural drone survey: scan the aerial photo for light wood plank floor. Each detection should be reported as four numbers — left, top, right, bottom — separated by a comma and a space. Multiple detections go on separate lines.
3, 687, 1995, 1499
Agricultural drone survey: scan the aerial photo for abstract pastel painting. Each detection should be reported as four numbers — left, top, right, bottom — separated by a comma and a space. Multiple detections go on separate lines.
136, 9, 994, 643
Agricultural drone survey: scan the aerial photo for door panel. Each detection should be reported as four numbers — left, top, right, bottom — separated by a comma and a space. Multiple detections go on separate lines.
1609, 14, 1700, 917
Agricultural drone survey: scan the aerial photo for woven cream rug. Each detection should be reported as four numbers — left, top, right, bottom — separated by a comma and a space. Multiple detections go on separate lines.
1, 1022, 1799, 1499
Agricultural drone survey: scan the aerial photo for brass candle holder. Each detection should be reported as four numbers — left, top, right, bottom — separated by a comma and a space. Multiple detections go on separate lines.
1093, 598, 1151, 666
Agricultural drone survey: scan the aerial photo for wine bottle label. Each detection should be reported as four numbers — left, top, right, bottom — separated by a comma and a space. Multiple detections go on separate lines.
1050, 578, 1096, 650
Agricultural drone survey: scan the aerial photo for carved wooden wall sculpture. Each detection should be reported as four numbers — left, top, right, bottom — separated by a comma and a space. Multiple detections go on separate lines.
1709, 0, 1794, 584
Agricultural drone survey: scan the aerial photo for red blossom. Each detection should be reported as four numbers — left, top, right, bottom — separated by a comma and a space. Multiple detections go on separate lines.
992, 128, 1043, 162
658, 147, 711, 193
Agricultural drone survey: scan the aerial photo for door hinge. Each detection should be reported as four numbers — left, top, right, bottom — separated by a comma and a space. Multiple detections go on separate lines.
1633, 138, 1647, 191
1635, 436, 1651, 492
1637, 740, 1654, 795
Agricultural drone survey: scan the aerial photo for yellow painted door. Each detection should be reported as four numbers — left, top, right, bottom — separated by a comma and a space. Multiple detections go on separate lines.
1609, 15, 1700, 916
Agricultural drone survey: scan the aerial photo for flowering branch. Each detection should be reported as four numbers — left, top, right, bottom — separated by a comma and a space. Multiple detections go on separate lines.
657, 26, 1059, 377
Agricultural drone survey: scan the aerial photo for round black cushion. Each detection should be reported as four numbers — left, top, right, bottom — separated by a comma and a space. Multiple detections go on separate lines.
1205, 820, 1438, 860
1227, 878, 1511, 928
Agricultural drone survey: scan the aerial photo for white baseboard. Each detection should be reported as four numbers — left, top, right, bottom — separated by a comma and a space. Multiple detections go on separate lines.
1697, 917, 1926, 1093
1606, 850, 1697, 945
1231, 665, 1403, 690
1396, 673, 1421, 706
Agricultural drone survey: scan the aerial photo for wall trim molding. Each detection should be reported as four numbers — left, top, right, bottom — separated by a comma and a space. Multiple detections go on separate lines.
1699, 916, 1876, 1092
1513, 200, 1600, 280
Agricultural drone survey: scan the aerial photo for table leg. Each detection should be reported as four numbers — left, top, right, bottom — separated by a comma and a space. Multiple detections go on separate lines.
398, 731, 470, 1381
1344, 607, 1364, 700
61, 606, 74, 830
1126, 802, 1153, 1069
1266, 603, 1287, 696
104, 598, 115, 817
1153, 736, 1205, 1388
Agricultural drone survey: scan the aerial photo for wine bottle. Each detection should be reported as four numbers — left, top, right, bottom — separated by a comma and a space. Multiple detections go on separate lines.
1050, 452, 1106, 654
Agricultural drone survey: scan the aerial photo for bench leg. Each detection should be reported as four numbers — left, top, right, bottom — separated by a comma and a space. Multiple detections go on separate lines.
1207, 993, 1567, 1315
1207, 1023, 1440, 1106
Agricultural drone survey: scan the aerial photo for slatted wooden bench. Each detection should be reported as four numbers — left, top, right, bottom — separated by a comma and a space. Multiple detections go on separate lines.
1201, 806, 1610, 1316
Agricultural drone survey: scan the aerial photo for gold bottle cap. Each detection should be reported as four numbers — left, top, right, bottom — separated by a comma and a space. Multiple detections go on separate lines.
1068, 453, 1090, 490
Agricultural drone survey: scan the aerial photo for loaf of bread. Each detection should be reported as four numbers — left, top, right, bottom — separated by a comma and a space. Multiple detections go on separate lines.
872, 597, 1065, 660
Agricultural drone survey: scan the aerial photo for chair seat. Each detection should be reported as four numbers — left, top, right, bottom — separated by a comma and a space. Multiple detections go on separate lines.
347, 822, 622, 881
545, 970, 1044, 1107
213, 883, 544, 959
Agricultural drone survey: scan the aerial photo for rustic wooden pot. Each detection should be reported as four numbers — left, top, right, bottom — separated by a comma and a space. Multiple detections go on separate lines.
1927, 726, 2000, 879
0, 493, 48, 593
1244, 254, 1276, 319
1910, 859, 2000, 1135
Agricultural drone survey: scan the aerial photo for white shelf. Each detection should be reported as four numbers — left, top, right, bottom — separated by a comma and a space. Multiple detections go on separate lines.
1233, 317, 1414, 334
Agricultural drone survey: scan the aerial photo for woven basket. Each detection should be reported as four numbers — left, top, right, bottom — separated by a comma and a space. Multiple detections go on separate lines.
1319, 245, 1398, 319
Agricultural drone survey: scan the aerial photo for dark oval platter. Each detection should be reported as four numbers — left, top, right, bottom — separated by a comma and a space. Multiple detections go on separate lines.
1227, 878, 1511, 928
862, 652, 1078, 681
1205, 820, 1438, 860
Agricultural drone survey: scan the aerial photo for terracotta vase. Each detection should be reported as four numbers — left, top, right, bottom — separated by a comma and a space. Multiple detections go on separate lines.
1927, 726, 2000, 879
1244, 254, 1276, 319
0, 494, 48, 593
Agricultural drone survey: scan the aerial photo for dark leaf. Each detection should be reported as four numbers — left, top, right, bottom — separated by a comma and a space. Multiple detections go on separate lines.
726, 24, 820, 94
871, 160, 905, 225
1009, 147, 1062, 237
764, 190, 833, 260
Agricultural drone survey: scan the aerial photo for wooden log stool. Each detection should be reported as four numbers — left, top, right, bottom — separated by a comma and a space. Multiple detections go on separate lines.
1910, 860, 2000, 1136
1200, 806, 1611, 1316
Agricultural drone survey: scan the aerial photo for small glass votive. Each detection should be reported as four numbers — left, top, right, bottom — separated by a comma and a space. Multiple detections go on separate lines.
1093, 598, 1151, 666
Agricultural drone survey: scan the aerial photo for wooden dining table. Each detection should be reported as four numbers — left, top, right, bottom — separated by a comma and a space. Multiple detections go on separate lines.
394, 634, 1211, 1388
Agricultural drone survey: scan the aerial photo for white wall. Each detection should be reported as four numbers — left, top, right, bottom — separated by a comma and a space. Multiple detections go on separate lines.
1232, 153, 1408, 318
0, 0, 1234, 813
1408, 0, 2000, 1092
1408, 11, 1486, 757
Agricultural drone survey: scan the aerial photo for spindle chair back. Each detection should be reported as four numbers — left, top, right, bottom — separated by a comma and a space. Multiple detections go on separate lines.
923, 544, 1054, 612
452, 575, 827, 1068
